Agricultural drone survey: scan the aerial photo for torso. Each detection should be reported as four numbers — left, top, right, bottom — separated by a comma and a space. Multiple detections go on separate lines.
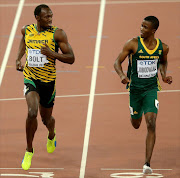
23, 24, 58, 83
127, 36, 163, 93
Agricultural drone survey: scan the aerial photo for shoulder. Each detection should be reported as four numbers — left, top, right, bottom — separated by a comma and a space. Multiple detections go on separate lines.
21, 25, 30, 35
124, 37, 138, 48
130, 37, 138, 43
54, 28, 68, 42
122, 37, 138, 54
162, 42, 169, 55
54, 28, 66, 37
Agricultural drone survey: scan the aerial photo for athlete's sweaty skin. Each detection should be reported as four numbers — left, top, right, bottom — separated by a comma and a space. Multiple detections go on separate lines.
114, 16, 172, 172
15, 4, 75, 170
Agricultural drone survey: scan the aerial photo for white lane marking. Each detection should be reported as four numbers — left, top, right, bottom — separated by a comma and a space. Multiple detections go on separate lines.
79, 0, 106, 177
107, 0, 180, 4
0, 172, 55, 177
0, 0, 180, 7
0, 175, 39, 177
110, 172, 164, 178
101, 168, 173, 171
0, 168, 64, 170
0, 0, 25, 87
0, 90, 179, 101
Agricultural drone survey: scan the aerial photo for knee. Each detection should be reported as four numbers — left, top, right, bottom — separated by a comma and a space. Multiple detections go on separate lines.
41, 116, 54, 126
133, 124, 140, 129
131, 118, 141, 129
146, 118, 156, 132
27, 108, 38, 119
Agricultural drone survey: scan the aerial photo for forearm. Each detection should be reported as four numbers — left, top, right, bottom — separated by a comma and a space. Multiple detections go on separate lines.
16, 38, 26, 61
114, 60, 125, 78
51, 51, 75, 64
159, 60, 167, 80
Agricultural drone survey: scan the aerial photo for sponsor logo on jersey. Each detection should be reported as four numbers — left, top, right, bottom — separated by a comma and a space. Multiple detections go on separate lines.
29, 33, 34, 37
27, 39, 48, 44
159, 50, 162, 55
138, 49, 144, 53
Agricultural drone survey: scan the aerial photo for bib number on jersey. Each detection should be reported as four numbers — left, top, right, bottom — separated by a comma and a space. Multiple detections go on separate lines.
137, 59, 158, 78
27, 49, 49, 67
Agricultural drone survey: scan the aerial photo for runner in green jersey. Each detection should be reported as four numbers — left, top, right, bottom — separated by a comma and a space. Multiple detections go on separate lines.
114, 16, 172, 174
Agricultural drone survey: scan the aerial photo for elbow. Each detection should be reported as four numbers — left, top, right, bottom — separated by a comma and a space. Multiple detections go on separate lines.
114, 61, 118, 70
114, 62, 116, 70
69, 56, 75, 65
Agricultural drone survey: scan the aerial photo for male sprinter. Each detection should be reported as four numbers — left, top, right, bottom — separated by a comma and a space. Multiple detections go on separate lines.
114, 16, 172, 174
16, 4, 75, 170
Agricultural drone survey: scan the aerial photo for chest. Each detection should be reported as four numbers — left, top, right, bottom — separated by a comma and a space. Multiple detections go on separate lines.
25, 31, 54, 48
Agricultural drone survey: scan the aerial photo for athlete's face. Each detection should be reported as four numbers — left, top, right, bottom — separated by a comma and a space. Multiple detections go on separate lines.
140, 20, 156, 38
38, 8, 53, 29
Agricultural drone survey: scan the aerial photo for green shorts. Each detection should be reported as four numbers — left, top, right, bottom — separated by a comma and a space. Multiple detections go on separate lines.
24, 78, 56, 108
129, 89, 159, 119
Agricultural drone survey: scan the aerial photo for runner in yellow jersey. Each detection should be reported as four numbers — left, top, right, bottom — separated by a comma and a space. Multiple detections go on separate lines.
16, 4, 75, 170
114, 16, 172, 174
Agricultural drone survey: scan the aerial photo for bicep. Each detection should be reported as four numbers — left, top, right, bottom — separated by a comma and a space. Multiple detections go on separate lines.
160, 43, 169, 64
55, 29, 73, 54
117, 50, 130, 63
58, 41, 73, 54
116, 42, 133, 64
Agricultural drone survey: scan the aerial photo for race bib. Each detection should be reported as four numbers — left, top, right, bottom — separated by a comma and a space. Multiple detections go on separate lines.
27, 49, 49, 67
137, 59, 158, 78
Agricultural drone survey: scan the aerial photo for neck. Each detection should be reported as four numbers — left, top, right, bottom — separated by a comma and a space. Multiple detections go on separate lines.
142, 35, 155, 43
36, 23, 48, 32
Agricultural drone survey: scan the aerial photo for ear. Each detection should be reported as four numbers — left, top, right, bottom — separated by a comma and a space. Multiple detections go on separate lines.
35, 15, 40, 21
152, 29, 156, 34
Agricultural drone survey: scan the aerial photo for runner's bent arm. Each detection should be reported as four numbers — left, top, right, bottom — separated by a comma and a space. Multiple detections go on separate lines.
16, 26, 26, 71
114, 39, 136, 84
159, 43, 172, 84
41, 29, 75, 64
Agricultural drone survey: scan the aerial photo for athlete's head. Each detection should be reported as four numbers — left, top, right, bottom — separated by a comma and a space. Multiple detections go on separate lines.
140, 16, 159, 38
34, 4, 53, 29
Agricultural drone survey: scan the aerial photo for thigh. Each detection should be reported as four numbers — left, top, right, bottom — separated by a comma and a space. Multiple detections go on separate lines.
24, 78, 39, 111
39, 80, 56, 108
143, 89, 159, 115
129, 92, 143, 119
26, 91, 39, 113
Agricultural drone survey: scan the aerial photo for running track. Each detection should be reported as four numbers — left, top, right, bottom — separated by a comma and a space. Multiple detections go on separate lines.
0, 0, 180, 177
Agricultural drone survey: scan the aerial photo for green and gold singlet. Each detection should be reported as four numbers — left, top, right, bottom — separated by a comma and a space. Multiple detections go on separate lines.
127, 36, 163, 93
23, 24, 58, 83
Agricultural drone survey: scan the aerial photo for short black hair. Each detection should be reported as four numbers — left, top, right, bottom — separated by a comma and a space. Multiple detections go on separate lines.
144, 16, 159, 30
34, 4, 50, 17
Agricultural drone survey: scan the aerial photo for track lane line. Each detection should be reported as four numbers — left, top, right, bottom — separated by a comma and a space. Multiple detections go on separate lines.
79, 0, 106, 177
101, 168, 173, 171
0, 168, 64, 170
0, 0, 180, 7
0, 0, 25, 87
0, 90, 180, 101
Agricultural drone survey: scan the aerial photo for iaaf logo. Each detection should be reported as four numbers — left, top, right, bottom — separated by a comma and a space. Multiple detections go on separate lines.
138, 60, 157, 65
